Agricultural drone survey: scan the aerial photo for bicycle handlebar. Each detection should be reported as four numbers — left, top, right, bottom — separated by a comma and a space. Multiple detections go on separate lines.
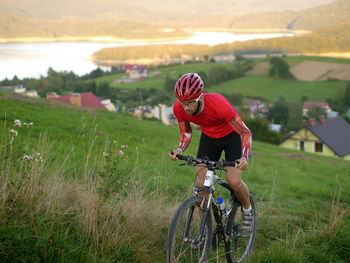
170, 151, 238, 170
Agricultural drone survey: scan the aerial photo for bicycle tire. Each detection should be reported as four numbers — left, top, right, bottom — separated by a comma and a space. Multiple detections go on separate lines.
166, 196, 213, 263
225, 192, 258, 263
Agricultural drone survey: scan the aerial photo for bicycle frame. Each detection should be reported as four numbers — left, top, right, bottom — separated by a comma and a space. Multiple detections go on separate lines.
183, 168, 240, 247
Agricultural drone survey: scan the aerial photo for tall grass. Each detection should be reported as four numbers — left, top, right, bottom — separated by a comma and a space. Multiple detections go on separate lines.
0, 118, 174, 262
250, 188, 349, 263
1, 98, 349, 262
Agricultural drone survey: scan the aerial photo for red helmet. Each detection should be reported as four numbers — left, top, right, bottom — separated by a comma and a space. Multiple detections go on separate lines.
175, 73, 204, 101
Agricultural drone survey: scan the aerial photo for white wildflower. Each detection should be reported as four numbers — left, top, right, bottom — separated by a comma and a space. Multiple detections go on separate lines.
9, 129, 18, 136
29, 122, 33, 126
103, 151, 109, 156
14, 119, 22, 127
113, 140, 117, 144
23, 154, 34, 161
119, 150, 124, 157
121, 144, 128, 149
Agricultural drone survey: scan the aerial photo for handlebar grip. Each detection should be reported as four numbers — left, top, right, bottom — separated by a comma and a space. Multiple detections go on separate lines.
222, 159, 238, 167
169, 151, 189, 161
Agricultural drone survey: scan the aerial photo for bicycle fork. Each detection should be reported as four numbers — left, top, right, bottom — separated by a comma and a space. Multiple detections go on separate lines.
182, 196, 211, 246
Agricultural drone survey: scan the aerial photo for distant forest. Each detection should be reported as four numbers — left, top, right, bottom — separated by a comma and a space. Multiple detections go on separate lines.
0, 15, 188, 40
92, 22, 350, 63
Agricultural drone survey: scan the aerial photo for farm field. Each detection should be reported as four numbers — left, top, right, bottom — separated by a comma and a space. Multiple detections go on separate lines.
91, 56, 349, 105
208, 75, 347, 103
290, 61, 350, 81
1, 95, 349, 262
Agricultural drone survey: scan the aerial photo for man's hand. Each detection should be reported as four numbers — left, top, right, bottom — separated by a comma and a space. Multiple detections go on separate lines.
236, 158, 248, 170
169, 149, 182, 161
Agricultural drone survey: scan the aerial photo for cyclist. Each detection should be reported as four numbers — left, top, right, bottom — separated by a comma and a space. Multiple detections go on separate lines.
169, 73, 253, 236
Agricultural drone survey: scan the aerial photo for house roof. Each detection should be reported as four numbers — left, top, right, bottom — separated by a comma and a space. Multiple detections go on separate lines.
304, 116, 350, 157
80, 92, 106, 109
303, 101, 329, 110
48, 92, 106, 110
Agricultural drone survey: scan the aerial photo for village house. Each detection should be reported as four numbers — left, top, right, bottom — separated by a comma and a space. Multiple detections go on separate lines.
46, 92, 116, 112
246, 99, 268, 114
280, 116, 350, 160
302, 101, 331, 116
98, 97, 117, 112
126, 64, 148, 80
0, 85, 39, 98
127, 104, 176, 126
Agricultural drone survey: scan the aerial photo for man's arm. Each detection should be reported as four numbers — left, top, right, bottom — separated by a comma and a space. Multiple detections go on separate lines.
177, 121, 192, 154
228, 114, 252, 162
169, 121, 192, 160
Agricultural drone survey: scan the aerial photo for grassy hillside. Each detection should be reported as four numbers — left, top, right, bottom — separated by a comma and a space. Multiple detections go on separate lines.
92, 60, 348, 104
229, 0, 350, 31
209, 75, 347, 103
1, 94, 349, 262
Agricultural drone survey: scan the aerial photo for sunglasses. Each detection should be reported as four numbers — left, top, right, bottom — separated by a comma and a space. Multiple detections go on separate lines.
179, 96, 201, 107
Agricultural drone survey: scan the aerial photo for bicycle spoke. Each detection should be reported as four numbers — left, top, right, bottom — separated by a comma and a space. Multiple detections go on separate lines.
167, 197, 212, 263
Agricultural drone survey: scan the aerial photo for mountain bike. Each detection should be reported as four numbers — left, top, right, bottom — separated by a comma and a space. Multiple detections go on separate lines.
166, 153, 258, 263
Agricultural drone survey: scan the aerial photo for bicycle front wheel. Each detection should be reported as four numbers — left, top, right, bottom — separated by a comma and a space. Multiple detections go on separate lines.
166, 196, 212, 263
225, 192, 258, 263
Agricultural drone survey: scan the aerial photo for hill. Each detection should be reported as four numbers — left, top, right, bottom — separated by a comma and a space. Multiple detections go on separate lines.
0, 0, 343, 40
229, 0, 350, 31
91, 22, 350, 63
0, 0, 332, 22
1, 93, 349, 262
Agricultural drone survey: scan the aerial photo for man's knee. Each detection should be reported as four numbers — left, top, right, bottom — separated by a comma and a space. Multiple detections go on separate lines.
226, 167, 243, 190
196, 164, 207, 186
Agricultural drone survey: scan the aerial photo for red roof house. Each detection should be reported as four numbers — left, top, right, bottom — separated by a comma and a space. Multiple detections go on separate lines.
46, 92, 106, 110
302, 101, 331, 116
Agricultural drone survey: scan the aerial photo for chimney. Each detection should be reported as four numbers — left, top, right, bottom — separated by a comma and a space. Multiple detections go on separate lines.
318, 115, 326, 124
69, 93, 81, 106
308, 118, 316, 126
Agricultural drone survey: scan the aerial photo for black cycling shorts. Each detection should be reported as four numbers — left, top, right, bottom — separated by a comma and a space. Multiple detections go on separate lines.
196, 131, 241, 162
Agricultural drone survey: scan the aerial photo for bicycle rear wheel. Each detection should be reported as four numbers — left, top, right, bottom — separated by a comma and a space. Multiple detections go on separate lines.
225, 192, 258, 263
166, 196, 212, 263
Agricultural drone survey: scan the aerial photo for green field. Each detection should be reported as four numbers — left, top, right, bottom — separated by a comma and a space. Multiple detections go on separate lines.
1, 94, 349, 262
209, 75, 347, 103
94, 62, 234, 91
92, 58, 348, 104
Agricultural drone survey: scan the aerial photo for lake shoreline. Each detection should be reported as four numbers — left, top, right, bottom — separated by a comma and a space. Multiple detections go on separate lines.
0, 28, 308, 44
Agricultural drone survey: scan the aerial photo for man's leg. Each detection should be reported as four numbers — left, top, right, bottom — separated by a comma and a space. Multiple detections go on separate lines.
225, 166, 250, 209
226, 166, 254, 236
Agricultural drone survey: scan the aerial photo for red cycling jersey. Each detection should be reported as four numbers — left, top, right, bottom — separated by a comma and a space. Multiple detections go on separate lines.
173, 93, 252, 160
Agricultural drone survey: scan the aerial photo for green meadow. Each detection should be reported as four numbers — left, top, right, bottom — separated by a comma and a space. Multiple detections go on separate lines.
94, 62, 234, 91
93, 58, 348, 104
1, 94, 349, 262
209, 75, 347, 103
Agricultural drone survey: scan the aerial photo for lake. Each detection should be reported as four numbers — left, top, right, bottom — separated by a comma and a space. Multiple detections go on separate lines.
0, 31, 294, 80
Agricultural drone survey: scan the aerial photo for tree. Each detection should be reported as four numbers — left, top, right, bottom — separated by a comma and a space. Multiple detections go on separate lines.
268, 97, 289, 125
268, 57, 295, 80
163, 75, 176, 92
98, 82, 112, 98
345, 81, 350, 107
245, 117, 283, 145
307, 106, 327, 120
286, 103, 303, 132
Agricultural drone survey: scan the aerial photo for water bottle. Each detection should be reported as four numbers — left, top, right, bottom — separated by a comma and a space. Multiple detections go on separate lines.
217, 197, 227, 218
